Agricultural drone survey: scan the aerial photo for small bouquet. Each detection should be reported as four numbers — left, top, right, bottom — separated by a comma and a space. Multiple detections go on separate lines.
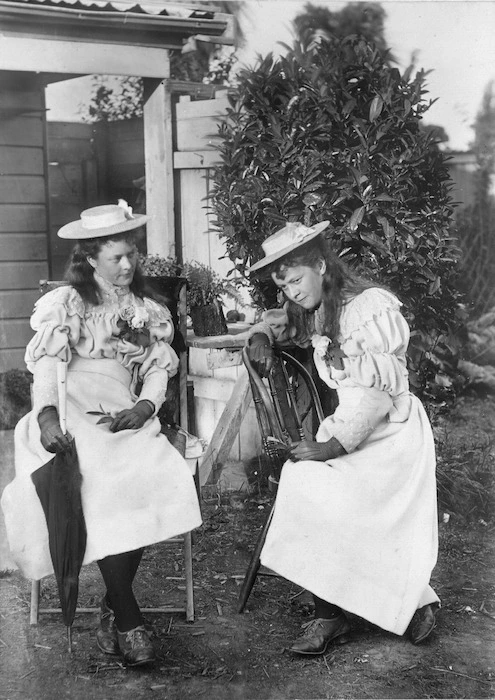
312, 335, 346, 370
117, 305, 151, 347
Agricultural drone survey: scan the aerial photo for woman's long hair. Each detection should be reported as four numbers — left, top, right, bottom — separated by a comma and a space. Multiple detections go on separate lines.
64, 231, 148, 306
268, 236, 379, 342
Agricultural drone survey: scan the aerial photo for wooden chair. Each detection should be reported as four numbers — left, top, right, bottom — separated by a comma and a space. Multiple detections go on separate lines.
237, 346, 325, 613
30, 276, 199, 625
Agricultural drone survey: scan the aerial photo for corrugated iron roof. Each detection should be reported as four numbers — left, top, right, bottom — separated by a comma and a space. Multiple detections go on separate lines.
10, 0, 219, 18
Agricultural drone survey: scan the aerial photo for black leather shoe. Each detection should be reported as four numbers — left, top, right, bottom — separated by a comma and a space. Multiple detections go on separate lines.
117, 625, 156, 666
407, 604, 437, 644
289, 614, 351, 655
96, 597, 119, 655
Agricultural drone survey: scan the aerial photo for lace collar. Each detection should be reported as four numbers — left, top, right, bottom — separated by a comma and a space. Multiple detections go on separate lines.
94, 272, 131, 302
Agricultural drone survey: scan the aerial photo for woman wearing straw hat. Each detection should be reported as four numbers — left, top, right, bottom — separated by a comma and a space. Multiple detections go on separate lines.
1, 203, 202, 666
247, 221, 439, 654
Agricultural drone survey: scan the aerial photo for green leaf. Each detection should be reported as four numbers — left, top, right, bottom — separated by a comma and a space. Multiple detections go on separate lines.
349, 206, 365, 231
369, 95, 383, 122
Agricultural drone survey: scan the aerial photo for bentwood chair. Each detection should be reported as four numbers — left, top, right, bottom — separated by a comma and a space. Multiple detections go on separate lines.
30, 276, 200, 627
237, 346, 326, 613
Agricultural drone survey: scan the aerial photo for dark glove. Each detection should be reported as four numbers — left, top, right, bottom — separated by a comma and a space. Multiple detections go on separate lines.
247, 333, 274, 377
109, 400, 154, 433
38, 406, 72, 453
289, 437, 347, 463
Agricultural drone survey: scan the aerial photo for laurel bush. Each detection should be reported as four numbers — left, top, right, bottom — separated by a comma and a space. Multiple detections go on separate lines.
210, 36, 464, 404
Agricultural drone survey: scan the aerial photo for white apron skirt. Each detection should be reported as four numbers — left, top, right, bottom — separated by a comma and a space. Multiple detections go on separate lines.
1, 358, 202, 580
260, 391, 439, 635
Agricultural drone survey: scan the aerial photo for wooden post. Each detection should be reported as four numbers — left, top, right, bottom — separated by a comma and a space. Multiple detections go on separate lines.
143, 68, 175, 258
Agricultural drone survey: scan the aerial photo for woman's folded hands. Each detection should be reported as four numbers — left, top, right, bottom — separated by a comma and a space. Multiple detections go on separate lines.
109, 400, 155, 432
289, 437, 347, 463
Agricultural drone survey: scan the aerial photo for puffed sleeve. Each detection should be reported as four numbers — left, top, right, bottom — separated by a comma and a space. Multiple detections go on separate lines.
25, 286, 84, 414
316, 289, 412, 453
137, 298, 180, 413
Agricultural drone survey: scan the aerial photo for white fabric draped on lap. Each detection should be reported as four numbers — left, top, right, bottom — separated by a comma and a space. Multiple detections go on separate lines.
2, 358, 201, 580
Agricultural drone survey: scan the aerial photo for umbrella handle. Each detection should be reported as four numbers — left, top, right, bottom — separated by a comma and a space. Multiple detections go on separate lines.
57, 362, 68, 435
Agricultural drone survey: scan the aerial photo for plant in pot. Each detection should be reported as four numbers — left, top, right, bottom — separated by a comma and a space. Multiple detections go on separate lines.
182, 260, 229, 337
139, 254, 239, 337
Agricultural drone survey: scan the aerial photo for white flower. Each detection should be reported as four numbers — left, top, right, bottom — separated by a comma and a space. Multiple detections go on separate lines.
119, 305, 135, 322
312, 334, 331, 359
118, 305, 150, 329
129, 306, 149, 329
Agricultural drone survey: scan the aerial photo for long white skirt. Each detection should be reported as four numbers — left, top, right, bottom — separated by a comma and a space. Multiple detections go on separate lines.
1, 358, 202, 580
260, 393, 439, 635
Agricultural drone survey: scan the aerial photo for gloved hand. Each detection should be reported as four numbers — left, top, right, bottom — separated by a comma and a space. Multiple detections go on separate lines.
109, 400, 154, 433
38, 406, 73, 453
247, 333, 274, 377
289, 437, 347, 463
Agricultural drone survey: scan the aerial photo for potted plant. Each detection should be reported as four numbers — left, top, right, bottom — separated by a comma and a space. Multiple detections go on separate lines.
182, 260, 229, 337
139, 254, 241, 337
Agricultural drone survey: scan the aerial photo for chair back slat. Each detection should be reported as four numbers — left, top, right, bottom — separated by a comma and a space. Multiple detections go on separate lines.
279, 350, 325, 424
242, 346, 325, 482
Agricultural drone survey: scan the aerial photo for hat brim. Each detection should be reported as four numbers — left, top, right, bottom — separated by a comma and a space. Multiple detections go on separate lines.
249, 221, 330, 273
58, 213, 148, 240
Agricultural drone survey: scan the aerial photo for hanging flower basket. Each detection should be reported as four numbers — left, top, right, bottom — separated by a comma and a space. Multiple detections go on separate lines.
190, 300, 228, 337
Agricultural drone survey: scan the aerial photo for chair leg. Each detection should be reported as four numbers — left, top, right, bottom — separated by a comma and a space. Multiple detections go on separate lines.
30, 579, 40, 625
183, 531, 194, 622
237, 501, 275, 613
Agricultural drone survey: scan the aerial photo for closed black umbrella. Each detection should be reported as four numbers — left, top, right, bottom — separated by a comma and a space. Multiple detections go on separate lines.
31, 363, 86, 652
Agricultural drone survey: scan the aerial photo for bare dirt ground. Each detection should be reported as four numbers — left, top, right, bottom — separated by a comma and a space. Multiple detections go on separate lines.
1, 394, 494, 700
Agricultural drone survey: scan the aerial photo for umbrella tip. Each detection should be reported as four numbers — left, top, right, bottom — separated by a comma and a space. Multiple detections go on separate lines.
67, 626, 73, 653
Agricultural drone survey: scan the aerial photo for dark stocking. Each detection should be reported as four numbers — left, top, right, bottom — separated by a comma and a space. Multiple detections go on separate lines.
97, 547, 144, 632
313, 595, 342, 620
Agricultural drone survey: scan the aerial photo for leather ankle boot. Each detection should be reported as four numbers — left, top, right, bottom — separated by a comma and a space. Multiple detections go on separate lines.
407, 604, 437, 644
96, 597, 119, 655
117, 625, 156, 666
290, 613, 351, 655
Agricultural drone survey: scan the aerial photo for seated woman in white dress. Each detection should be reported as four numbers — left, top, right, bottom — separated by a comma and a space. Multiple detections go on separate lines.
246, 221, 440, 655
1, 203, 202, 666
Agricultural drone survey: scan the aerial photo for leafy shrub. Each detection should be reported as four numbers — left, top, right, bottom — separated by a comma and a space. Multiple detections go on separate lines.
210, 36, 463, 405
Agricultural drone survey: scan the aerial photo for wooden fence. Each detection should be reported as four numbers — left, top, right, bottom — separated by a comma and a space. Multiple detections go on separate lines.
0, 82, 49, 371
